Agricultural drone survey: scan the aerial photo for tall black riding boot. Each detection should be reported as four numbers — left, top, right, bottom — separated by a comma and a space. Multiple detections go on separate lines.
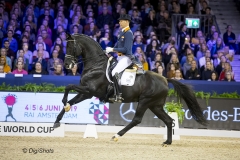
109, 73, 124, 103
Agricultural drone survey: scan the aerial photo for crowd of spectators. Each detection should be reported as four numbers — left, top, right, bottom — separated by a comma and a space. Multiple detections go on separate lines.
0, 0, 238, 82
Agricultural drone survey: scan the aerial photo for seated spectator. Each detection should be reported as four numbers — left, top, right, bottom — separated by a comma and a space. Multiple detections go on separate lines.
18, 43, 33, 65
161, 37, 178, 54
3, 40, 15, 63
35, 35, 51, 53
213, 50, 224, 68
132, 35, 145, 54
0, 64, 5, 73
150, 53, 165, 70
183, 53, 195, 77
30, 62, 48, 75
138, 54, 149, 71
52, 63, 65, 76
131, 9, 142, 33
163, 44, 178, 68
172, 69, 184, 80
2, 30, 18, 53
196, 43, 208, 61
100, 32, 112, 50
199, 50, 213, 68
146, 39, 161, 62
13, 56, 28, 71
96, 6, 114, 30
134, 46, 145, 60
201, 61, 214, 80
151, 61, 162, 73
59, 31, 67, 54
41, 29, 52, 48
84, 17, 96, 33
146, 32, 160, 45
12, 61, 28, 75
210, 71, 218, 81
53, 44, 65, 61
0, 56, 11, 73
211, 37, 224, 58
143, 9, 158, 37
69, 15, 83, 34
207, 31, 219, 52
32, 43, 50, 60
224, 71, 235, 82
166, 53, 180, 73
219, 62, 234, 81
185, 60, 201, 80
223, 25, 237, 52
84, 21, 97, 36
39, 19, 52, 39
156, 65, 166, 77
0, 48, 11, 69
167, 63, 176, 79
215, 55, 227, 76
48, 57, 63, 75
51, 37, 63, 53
223, 46, 234, 62
206, 25, 216, 42
32, 54, 47, 71
157, 11, 172, 44
67, 64, 80, 76
180, 48, 197, 67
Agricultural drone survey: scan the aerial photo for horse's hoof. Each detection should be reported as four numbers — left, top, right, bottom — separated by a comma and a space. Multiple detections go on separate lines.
162, 141, 171, 147
64, 103, 71, 112
162, 143, 169, 147
53, 123, 60, 129
111, 136, 118, 142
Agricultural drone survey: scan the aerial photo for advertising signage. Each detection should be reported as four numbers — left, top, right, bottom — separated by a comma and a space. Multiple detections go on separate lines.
1, 92, 239, 130
109, 98, 240, 130
0, 92, 109, 125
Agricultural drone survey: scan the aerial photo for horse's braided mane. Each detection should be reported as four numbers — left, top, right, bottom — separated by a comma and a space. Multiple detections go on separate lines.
72, 34, 105, 55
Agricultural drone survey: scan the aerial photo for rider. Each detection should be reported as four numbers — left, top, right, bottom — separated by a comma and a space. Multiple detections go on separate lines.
106, 14, 144, 102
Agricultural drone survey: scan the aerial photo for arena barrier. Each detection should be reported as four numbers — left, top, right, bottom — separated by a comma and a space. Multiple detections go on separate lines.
1, 74, 240, 94
1, 92, 239, 131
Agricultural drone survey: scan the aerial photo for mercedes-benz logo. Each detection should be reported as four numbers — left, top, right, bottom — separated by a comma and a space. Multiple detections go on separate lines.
120, 103, 136, 122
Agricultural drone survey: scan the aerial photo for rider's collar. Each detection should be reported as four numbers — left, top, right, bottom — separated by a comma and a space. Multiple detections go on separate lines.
122, 26, 130, 32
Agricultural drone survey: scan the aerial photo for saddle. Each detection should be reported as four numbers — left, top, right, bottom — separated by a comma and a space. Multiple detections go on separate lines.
102, 57, 144, 103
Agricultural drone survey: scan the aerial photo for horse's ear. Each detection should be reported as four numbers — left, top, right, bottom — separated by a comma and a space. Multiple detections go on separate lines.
66, 32, 72, 39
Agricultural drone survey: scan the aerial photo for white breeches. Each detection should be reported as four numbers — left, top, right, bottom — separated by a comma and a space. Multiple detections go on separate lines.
112, 55, 132, 77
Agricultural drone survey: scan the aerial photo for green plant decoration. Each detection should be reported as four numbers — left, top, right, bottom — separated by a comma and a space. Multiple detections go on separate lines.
164, 100, 185, 124
0, 83, 239, 99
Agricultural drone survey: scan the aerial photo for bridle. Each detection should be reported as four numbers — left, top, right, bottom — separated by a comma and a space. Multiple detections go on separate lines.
65, 36, 106, 69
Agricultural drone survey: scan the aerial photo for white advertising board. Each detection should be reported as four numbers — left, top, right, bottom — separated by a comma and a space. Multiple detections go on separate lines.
0, 92, 109, 124
0, 122, 64, 137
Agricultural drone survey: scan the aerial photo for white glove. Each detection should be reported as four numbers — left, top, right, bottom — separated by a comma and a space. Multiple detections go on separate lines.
106, 47, 113, 53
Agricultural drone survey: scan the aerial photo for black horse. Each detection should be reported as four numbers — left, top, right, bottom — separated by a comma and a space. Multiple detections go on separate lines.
53, 33, 207, 145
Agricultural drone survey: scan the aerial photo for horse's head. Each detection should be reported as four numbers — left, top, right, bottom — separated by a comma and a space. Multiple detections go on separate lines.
65, 33, 82, 69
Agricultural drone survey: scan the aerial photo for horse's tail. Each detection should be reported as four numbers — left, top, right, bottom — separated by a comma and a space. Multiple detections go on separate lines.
167, 78, 207, 126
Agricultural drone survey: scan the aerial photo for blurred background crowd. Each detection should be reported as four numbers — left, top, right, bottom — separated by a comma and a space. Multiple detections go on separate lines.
0, 0, 239, 82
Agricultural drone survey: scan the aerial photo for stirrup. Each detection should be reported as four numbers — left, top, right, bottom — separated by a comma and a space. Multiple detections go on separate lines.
109, 94, 124, 103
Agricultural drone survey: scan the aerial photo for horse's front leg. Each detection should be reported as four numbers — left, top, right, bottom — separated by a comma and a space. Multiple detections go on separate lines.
62, 84, 90, 108
53, 85, 90, 129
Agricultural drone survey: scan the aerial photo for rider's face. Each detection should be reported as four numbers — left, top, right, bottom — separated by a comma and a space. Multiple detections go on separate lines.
119, 20, 129, 29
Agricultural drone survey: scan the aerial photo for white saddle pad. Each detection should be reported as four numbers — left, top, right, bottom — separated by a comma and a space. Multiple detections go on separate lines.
120, 69, 137, 86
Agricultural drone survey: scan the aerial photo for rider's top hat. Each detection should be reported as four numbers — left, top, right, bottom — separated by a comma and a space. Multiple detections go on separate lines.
118, 14, 131, 21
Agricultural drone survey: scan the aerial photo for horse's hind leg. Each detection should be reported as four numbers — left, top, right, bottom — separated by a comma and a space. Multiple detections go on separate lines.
149, 101, 173, 146
111, 100, 149, 141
